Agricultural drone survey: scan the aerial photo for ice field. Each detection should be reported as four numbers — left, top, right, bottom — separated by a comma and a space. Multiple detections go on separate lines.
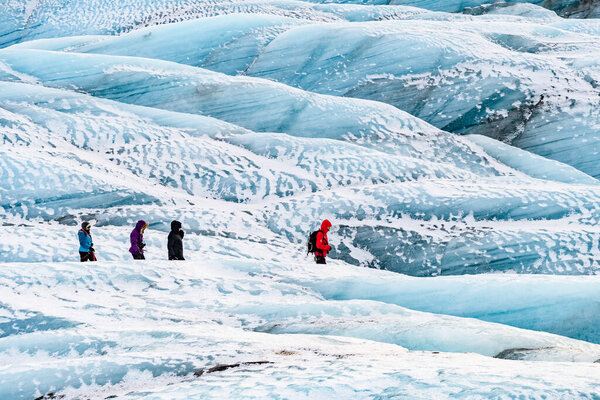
2, 0, 600, 398
2, 258, 600, 399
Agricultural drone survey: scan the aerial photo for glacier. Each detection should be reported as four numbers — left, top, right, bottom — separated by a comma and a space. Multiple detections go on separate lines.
52, 12, 600, 179
3, 74, 600, 274
4, 4, 600, 179
2, 259, 600, 399
2, 0, 600, 398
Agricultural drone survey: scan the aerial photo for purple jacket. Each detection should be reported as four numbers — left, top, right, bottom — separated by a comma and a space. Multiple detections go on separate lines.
129, 220, 147, 255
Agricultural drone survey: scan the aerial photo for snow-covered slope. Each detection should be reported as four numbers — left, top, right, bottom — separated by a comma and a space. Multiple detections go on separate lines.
1, 0, 598, 51
2, 259, 600, 399
2, 0, 600, 398
53, 12, 600, 179
2, 54, 600, 274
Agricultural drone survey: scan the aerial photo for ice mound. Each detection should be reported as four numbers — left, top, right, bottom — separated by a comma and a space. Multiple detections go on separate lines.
1, 260, 600, 399
49, 13, 600, 179
2, 64, 600, 274
1, 0, 597, 52
2, 2, 600, 398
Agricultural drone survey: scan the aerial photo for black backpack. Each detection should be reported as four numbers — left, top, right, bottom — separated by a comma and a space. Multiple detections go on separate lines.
307, 230, 322, 255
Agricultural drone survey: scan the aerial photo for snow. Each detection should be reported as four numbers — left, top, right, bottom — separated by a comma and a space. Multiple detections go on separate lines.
2, 50, 600, 274
2, 0, 600, 398
16, 11, 599, 178
1, 259, 600, 399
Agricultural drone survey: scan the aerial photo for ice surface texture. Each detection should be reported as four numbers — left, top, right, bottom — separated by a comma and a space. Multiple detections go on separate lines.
1, 259, 600, 399
2, 1, 600, 398
57, 13, 600, 178
4, 5, 600, 177
1, 0, 598, 50
3, 72, 600, 273
2, 11, 600, 275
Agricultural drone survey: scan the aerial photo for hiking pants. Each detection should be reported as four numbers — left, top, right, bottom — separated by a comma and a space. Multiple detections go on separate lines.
80, 251, 96, 262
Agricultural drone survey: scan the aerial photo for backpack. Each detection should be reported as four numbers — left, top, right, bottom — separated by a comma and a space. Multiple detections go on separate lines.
307, 230, 322, 255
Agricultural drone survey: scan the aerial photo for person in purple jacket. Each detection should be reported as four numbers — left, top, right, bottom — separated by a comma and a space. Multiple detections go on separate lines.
129, 220, 149, 260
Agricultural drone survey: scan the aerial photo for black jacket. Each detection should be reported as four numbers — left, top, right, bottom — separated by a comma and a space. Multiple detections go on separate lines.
168, 220, 185, 260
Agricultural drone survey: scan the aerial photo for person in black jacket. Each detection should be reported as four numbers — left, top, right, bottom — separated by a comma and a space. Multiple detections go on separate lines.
168, 220, 185, 260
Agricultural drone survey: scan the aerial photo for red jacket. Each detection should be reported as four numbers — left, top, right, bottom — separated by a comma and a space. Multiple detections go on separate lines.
315, 220, 332, 257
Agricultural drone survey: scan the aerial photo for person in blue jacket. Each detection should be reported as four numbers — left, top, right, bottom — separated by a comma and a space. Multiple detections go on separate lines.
78, 221, 96, 262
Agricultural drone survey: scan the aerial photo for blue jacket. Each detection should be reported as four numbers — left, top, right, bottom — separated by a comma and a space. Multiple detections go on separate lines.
78, 229, 93, 252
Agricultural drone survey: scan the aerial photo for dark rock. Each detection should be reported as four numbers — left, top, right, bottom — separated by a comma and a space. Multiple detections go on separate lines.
34, 393, 64, 400
494, 347, 552, 360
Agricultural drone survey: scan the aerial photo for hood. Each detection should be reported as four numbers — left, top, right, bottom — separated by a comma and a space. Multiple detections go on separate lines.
171, 220, 182, 232
135, 220, 147, 231
321, 219, 332, 232
81, 221, 90, 230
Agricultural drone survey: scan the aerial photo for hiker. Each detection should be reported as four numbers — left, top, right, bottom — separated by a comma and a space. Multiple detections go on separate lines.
309, 219, 332, 264
129, 220, 148, 260
167, 220, 185, 260
78, 221, 96, 262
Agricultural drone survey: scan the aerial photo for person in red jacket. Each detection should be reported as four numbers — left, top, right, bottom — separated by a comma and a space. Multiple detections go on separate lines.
315, 219, 332, 264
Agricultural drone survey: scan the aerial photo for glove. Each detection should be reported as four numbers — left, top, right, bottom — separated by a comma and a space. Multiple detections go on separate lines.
139, 242, 146, 249
89, 246, 95, 253
327, 245, 332, 252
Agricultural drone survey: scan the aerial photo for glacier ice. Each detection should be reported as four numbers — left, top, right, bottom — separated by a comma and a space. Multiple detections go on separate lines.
2, 1, 600, 398
245, 299, 600, 359
40, 12, 600, 179
242, 19, 600, 179
0, 259, 600, 399
465, 134, 599, 185
0, 146, 161, 219
280, 261, 600, 343
1, 1, 597, 53
4, 3, 600, 179
2, 58, 600, 274
303, 0, 599, 17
